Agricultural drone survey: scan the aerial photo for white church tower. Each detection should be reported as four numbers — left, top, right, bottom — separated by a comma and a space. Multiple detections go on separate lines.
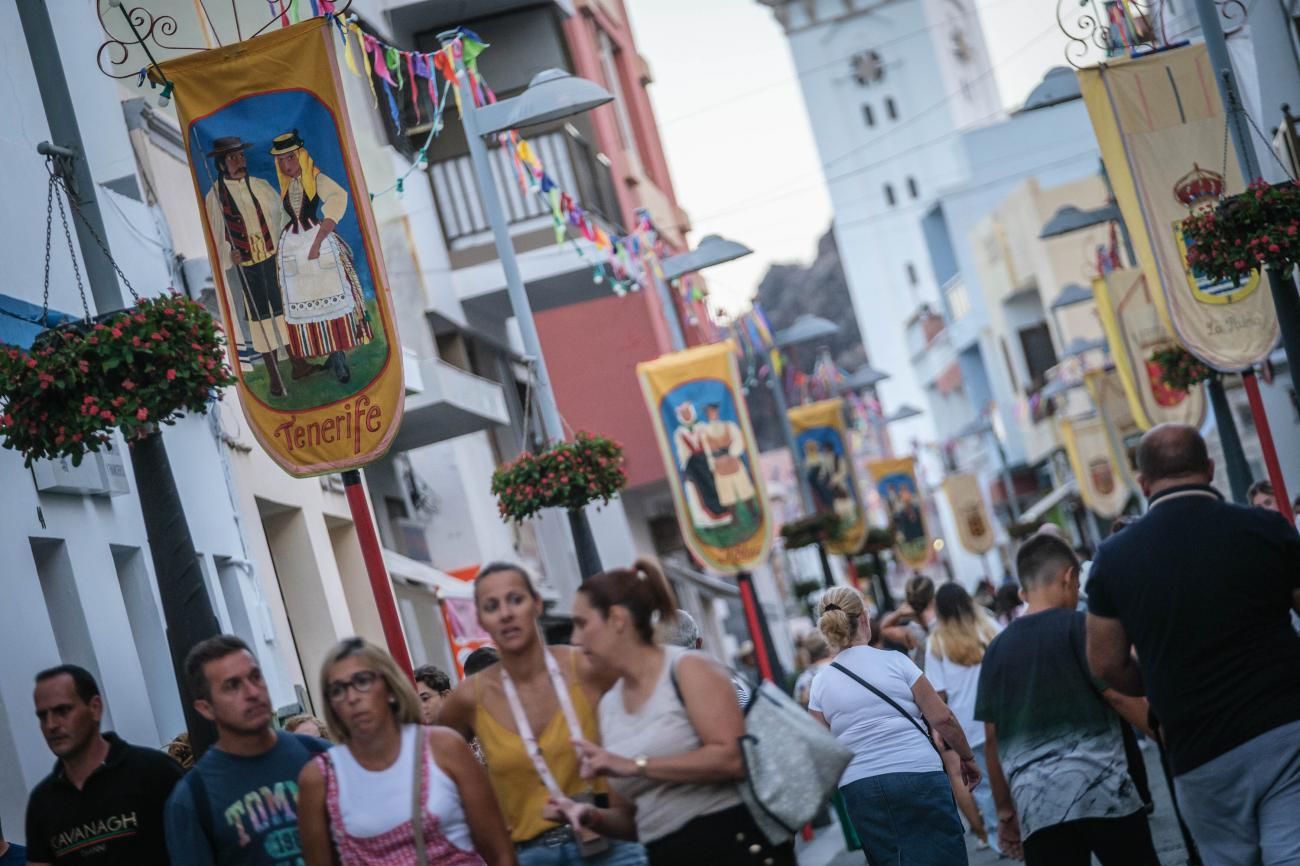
759, 0, 1001, 446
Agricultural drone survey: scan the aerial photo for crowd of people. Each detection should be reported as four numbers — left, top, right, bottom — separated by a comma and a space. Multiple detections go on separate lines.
10, 422, 1300, 866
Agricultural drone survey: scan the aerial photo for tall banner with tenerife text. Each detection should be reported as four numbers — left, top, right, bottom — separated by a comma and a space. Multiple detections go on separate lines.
160, 20, 403, 476
638, 342, 772, 573
867, 457, 931, 568
788, 399, 867, 555
1079, 43, 1279, 371
1094, 267, 1207, 430
941, 474, 995, 555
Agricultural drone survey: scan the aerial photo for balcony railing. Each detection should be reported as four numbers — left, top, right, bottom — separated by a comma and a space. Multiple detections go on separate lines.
429, 130, 622, 249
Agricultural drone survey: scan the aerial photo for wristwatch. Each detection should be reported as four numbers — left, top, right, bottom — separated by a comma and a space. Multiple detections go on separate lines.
634, 755, 649, 776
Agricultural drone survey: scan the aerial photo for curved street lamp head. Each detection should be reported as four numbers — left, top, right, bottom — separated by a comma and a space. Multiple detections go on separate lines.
884, 404, 924, 424
660, 234, 753, 281
835, 364, 891, 392
475, 69, 614, 135
774, 314, 840, 348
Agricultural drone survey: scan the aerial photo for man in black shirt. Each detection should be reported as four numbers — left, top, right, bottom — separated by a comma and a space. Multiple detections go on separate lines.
1087, 424, 1300, 866
25, 665, 184, 865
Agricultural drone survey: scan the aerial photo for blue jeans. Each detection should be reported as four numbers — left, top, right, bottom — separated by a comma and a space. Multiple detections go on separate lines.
972, 747, 999, 848
840, 771, 969, 866
517, 839, 647, 866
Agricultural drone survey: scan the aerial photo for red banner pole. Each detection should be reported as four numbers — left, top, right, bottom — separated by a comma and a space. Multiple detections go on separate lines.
1240, 372, 1295, 522
737, 570, 786, 684
342, 469, 415, 679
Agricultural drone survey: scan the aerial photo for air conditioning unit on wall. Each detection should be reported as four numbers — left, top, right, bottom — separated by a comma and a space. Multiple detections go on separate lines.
31, 447, 130, 497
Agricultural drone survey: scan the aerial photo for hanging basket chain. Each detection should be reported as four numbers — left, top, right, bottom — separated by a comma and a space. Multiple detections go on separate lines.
52, 163, 141, 303
42, 173, 56, 326
44, 163, 93, 324
520, 358, 536, 451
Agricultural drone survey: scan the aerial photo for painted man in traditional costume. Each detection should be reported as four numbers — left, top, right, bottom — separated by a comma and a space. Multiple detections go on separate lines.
672, 402, 730, 529
271, 131, 373, 385
702, 403, 757, 518
204, 136, 309, 398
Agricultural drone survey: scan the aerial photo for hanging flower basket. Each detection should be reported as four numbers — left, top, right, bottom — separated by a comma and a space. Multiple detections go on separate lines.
779, 512, 844, 550
0, 293, 235, 467
1149, 344, 1216, 393
1180, 179, 1300, 281
492, 432, 627, 523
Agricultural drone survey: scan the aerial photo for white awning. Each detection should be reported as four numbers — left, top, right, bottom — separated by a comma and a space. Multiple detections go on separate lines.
1021, 478, 1079, 523
383, 550, 475, 600
662, 557, 741, 599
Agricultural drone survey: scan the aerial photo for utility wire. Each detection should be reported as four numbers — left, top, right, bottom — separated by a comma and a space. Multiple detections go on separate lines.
659, 0, 1029, 129
669, 20, 1062, 226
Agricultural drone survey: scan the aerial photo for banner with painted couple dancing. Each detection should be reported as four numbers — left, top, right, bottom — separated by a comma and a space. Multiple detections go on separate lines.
787, 399, 867, 555
638, 342, 772, 573
161, 19, 403, 476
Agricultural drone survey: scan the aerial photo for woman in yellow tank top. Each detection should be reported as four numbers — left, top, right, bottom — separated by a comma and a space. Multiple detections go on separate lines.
439, 564, 647, 866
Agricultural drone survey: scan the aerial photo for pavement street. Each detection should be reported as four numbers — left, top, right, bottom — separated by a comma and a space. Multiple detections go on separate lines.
799, 744, 1196, 866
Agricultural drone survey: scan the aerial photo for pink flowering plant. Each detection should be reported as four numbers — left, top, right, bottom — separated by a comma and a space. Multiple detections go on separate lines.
491, 432, 627, 522
1149, 345, 1216, 392
0, 292, 235, 466
1181, 179, 1300, 281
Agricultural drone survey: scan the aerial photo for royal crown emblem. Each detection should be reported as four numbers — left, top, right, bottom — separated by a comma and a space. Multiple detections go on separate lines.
1173, 164, 1225, 211
1171, 164, 1259, 304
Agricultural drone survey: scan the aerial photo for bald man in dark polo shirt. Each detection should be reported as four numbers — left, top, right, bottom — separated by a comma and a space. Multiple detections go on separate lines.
1086, 424, 1300, 866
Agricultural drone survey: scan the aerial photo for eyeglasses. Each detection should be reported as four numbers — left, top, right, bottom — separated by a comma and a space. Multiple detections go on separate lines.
327, 670, 380, 703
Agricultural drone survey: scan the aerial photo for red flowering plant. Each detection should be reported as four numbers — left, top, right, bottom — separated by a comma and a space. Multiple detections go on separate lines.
1149, 344, 1216, 392
491, 432, 628, 522
0, 292, 235, 466
1181, 179, 1300, 281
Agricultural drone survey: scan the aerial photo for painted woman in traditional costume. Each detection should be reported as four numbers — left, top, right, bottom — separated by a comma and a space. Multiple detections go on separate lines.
271, 131, 373, 384
672, 402, 730, 530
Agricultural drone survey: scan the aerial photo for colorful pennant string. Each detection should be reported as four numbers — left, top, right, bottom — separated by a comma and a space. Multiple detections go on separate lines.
308, 14, 678, 297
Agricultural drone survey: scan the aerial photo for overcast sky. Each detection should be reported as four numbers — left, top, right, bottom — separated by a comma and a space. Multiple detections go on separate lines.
623, 0, 1085, 315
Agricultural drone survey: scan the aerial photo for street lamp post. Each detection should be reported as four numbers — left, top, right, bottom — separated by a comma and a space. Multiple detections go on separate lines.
655, 234, 754, 351
440, 38, 616, 578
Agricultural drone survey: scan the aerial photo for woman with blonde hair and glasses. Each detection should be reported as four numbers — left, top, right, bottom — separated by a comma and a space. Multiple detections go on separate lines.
926, 582, 1003, 852
810, 585, 978, 866
297, 637, 516, 866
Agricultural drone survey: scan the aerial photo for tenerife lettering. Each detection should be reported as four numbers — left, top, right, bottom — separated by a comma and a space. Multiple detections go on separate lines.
273, 396, 383, 456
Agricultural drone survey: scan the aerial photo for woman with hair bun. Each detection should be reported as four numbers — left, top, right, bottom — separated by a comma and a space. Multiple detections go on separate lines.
567, 559, 796, 866
810, 586, 977, 866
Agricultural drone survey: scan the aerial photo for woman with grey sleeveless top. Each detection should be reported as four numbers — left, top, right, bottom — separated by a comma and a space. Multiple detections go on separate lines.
559, 560, 796, 866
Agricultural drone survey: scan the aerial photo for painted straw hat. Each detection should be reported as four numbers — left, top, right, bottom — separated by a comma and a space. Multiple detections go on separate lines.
269, 131, 306, 155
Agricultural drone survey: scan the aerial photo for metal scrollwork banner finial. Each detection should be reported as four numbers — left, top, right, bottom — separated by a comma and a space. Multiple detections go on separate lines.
95, 0, 354, 81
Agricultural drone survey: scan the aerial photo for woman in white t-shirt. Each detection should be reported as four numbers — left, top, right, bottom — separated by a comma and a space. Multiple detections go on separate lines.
809, 587, 979, 866
925, 583, 1002, 852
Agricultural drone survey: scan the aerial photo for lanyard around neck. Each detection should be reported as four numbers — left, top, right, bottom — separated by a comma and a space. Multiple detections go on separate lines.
498, 650, 586, 799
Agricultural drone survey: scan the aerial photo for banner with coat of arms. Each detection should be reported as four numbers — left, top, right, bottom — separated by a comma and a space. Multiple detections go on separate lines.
160, 20, 404, 476
1084, 368, 1142, 495
1060, 414, 1133, 519
940, 474, 995, 555
1078, 43, 1279, 371
638, 342, 772, 573
788, 399, 867, 555
1094, 267, 1208, 430
867, 457, 931, 568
